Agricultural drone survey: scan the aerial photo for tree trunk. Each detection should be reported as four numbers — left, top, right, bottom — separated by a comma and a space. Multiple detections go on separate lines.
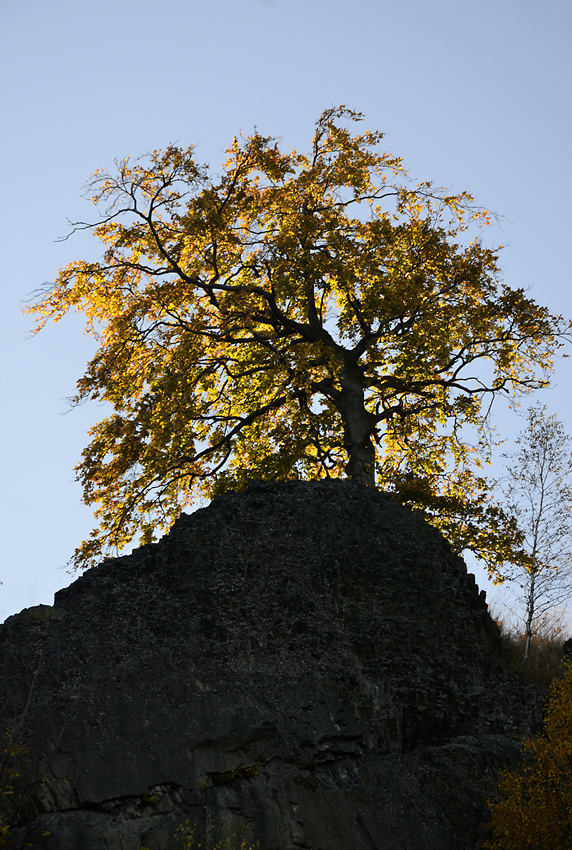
523, 567, 536, 665
337, 362, 376, 486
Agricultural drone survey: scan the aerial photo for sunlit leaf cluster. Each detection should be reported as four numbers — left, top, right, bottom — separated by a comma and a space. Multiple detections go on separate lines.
28, 107, 566, 569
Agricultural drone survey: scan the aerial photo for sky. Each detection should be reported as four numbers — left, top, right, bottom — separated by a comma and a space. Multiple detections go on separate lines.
1, 0, 571, 624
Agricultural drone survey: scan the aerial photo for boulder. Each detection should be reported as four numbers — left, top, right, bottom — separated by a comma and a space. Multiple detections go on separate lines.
0, 481, 536, 849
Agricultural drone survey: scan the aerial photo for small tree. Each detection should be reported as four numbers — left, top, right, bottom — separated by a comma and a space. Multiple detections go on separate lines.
28, 107, 565, 569
502, 404, 572, 664
486, 660, 572, 849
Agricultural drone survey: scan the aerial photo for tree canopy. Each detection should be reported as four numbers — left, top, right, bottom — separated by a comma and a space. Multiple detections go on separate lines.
28, 107, 566, 569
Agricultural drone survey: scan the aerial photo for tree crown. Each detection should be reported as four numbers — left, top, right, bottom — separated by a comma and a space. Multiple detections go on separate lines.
28, 107, 567, 569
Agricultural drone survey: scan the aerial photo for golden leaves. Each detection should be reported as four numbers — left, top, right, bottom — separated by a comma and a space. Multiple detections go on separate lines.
486, 662, 572, 849
26, 107, 565, 569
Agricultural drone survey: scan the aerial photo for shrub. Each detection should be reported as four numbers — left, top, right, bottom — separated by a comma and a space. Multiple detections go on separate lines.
493, 608, 568, 685
486, 660, 572, 848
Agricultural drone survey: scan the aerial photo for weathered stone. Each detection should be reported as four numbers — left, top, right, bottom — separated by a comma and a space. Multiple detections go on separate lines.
0, 480, 538, 849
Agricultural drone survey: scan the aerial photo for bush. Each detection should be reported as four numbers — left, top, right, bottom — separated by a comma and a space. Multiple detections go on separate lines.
486, 660, 572, 848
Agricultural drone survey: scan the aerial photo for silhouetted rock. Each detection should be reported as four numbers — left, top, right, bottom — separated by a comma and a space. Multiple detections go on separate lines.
0, 481, 538, 849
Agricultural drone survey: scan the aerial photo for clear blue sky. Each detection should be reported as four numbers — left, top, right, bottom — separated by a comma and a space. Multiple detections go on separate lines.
1, 0, 571, 622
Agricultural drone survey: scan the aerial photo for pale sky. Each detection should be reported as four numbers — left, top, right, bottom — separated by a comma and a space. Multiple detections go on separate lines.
1, 0, 571, 622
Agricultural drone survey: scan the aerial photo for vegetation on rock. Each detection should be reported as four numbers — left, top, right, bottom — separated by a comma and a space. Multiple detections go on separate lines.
173, 820, 259, 850
0, 733, 30, 847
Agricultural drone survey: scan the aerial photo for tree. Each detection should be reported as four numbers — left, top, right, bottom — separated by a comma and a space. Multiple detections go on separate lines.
501, 404, 572, 664
28, 107, 565, 569
486, 660, 572, 849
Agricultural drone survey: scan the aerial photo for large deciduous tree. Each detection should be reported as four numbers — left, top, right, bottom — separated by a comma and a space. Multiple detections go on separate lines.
29, 107, 565, 569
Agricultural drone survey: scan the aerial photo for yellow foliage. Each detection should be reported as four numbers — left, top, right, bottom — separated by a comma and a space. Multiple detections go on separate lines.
26, 106, 566, 571
486, 662, 572, 848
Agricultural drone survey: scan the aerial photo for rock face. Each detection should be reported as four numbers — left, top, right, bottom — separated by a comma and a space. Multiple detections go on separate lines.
0, 481, 534, 849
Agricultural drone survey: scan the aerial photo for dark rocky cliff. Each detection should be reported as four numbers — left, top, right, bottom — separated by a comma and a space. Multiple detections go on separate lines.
0, 481, 536, 849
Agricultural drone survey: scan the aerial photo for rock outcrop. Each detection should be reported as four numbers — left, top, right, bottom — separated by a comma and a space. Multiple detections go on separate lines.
0, 481, 536, 849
